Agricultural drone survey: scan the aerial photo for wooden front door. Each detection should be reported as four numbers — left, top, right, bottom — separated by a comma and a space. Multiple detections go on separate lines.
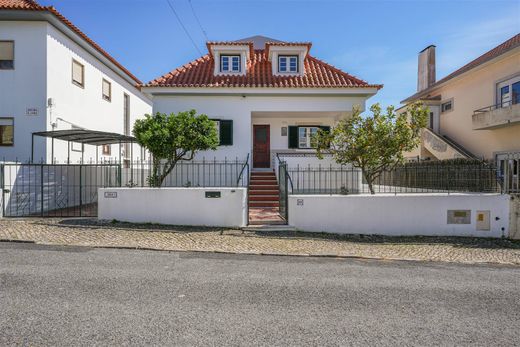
253, 125, 270, 168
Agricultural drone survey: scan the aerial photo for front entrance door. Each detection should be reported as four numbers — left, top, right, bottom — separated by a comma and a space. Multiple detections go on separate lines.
253, 125, 270, 168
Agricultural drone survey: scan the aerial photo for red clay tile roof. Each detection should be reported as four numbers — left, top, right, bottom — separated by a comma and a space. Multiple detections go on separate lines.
0, 0, 40, 9
0, 0, 142, 85
403, 33, 520, 102
145, 49, 382, 89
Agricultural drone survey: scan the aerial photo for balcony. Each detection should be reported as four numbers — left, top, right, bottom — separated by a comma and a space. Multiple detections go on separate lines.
473, 102, 520, 130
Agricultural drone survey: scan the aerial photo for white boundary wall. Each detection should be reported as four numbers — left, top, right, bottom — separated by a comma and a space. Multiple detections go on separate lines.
289, 193, 511, 238
98, 188, 248, 227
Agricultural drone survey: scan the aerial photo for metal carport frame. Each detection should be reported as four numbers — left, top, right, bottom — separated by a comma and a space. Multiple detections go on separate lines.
31, 129, 138, 164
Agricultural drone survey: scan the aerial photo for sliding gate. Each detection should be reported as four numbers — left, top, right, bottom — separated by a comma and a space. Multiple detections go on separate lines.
1, 163, 120, 217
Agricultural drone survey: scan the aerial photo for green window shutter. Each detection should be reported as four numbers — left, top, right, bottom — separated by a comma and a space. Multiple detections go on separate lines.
288, 126, 298, 149
219, 120, 233, 146
319, 126, 331, 133
318, 126, 331, 148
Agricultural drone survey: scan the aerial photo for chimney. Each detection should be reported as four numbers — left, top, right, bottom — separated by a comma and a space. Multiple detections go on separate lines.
417, 45, 436, 92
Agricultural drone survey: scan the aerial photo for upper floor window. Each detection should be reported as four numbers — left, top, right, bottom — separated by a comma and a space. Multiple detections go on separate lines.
278, 55, 298, 73
441, 99, 453, 113
497, 76, 520, 107
72, 59, 84, 87
220, 55, 240, 73
0, 41, 14, 70
102, 79, 111, 102
0, 118, 14, 146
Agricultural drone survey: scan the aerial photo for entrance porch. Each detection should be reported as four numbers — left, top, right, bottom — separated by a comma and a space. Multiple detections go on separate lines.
248, 111, 345, 225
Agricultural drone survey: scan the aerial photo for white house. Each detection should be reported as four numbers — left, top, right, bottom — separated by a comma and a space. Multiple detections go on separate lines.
142, 36, 382, 168
141, 36, 381, 222
0, 0, 152, 163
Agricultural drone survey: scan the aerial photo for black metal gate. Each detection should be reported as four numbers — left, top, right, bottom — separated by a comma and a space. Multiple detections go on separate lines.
0, 163, 120, 217
278, 162, 290, 221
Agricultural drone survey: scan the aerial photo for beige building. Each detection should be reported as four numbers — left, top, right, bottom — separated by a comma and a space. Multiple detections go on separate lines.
400, 34, 520, 172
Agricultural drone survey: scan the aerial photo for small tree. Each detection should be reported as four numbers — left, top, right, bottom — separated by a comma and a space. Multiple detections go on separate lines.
133, 110, 219, 187
316, 102, 428, 194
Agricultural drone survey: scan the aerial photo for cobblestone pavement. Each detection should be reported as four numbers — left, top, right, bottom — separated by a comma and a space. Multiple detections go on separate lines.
1, 218, 520, 265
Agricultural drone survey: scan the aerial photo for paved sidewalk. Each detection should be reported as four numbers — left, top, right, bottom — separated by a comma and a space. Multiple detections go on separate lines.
1, 218, 520, 265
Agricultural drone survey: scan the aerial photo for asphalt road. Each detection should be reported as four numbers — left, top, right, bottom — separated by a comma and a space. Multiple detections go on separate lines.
0, 242, 519, 346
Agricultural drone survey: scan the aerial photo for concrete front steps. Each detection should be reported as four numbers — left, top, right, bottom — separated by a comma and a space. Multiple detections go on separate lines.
249, 171, 279, 209
248, 170, 286, 225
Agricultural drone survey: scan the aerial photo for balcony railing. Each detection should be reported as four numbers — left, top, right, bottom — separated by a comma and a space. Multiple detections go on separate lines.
472, 100, 520, 130
473, 100, 517, 114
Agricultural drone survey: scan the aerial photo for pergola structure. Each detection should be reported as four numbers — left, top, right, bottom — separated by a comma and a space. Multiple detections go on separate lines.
31, 129, 138, 164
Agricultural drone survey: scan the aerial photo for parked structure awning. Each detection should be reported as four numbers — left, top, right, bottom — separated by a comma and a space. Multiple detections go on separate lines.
32, 129, 136, 145
31, 129, 138, 163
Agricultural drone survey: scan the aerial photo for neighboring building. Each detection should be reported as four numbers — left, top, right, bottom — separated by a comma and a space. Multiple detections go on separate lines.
142, 35, 382, 169
0, 0, 152, 163
400, 34, 520, 165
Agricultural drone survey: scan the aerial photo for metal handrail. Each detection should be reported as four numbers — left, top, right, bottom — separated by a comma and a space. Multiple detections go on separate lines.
276, 153, 294, 192
236, 153, 250, 187
474, 100, 518, 114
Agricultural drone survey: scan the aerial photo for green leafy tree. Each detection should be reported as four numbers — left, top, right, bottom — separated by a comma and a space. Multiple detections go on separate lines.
133, 110, 219, 187
316, 102, 428, 194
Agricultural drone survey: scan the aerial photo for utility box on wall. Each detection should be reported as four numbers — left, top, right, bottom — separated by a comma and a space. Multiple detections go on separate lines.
447, 210, 471, 224
476, 210, 490, 231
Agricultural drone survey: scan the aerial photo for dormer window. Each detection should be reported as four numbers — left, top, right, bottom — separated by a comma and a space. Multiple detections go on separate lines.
220, 55, 241, 73
278, 55, 298, 73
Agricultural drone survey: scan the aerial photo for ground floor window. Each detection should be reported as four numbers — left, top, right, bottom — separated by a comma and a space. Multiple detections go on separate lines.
289, 125, 330, 149
298, 127, 319, 149
211, 119, 233, 146
0, 118, 14, 146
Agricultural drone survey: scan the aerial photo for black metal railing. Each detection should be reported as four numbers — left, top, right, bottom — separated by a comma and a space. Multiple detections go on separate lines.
497, 152, 519, 194
285, 160, 501, 195
1, 163, 120, 217
276, 154, 294, 221
117, 157, 249, 188
474, 99, 519, 114
236, 154, 250, 187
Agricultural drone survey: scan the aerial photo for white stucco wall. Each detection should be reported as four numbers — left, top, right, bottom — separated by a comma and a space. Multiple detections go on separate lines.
44, 24, 151, 164
150, 94, 368, 163
0, 21, 48, 162
98, 187, 248, 227
289, 193, 510, 237
0, 20, 152, 163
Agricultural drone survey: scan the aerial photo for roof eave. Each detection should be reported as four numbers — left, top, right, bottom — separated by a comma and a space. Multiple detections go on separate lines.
401, 42, 520, 104
140, 86, 382, 97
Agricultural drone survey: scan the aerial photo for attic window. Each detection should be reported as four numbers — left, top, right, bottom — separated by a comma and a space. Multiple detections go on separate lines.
220, 55, 240, 73
279, 55, 298, 73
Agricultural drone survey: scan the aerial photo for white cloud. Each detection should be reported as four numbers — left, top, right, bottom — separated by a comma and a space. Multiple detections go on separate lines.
435, 13, 520, 75
327, 12, 520, 110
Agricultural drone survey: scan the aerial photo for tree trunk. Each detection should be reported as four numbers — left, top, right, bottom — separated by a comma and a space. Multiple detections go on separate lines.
362, 169, 375, 195
150, 157, 161, 187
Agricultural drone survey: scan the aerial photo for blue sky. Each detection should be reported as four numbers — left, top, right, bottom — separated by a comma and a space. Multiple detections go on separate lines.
40, 0, 520, 108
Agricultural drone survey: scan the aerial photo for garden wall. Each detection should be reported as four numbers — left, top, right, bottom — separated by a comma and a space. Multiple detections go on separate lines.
98, 187, 248, 227
288, 193, 510, 238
